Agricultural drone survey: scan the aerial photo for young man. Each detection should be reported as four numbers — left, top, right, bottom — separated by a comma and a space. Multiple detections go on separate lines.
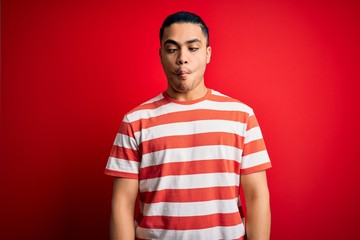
106, 11, 271, 240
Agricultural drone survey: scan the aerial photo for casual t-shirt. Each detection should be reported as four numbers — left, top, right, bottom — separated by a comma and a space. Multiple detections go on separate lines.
105, 89, 271, 240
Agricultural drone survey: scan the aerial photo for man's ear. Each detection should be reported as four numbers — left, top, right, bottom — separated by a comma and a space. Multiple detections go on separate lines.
206, 46, 212, 64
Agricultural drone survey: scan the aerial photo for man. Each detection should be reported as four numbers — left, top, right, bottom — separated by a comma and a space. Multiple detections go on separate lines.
105, 11, 271, 240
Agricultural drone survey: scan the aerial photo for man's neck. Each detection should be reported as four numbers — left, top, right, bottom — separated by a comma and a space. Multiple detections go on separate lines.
166, 84, 208, 101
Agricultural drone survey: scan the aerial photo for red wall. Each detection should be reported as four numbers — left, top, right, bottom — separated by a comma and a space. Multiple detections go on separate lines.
1, 0, 360, 239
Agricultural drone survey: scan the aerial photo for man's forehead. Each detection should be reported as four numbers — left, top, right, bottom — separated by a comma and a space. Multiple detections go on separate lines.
162, 23, 205, 44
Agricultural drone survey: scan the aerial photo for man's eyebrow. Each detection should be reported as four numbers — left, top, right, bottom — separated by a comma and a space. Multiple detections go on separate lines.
163, 38, 202, 46
186, 38, 201, 44
164, 39, 179, 46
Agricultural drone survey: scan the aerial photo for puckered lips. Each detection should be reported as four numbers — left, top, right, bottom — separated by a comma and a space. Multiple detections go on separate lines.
175, 69, 190, 80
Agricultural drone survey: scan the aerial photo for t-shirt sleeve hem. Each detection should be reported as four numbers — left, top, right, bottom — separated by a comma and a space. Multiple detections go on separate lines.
104, 169, 138, 179
240, 162, 272, 175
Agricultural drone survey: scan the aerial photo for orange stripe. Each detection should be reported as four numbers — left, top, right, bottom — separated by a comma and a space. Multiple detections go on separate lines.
141, 186, 240, 203
104, 169, 138, 179
129, 109, 248, 133
118, 121, 135, 138
129, 91, 244, 116
241, 162, 272, 175
138, 212, 242, 230
207, 93, 242, 103
246, 114, 259, 130
141, 132, 244, 154
242, 139, 266, 156
140, 159, 240, 180
110, 145, 140, 161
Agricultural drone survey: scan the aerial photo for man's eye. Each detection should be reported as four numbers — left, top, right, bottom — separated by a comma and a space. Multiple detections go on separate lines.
167, 48, 177, 53
189, 48, 199, 52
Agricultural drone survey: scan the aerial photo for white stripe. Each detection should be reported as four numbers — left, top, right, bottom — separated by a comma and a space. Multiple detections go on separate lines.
122, 115, 131, 123
106, 157, 139, 174
136, 224, 245, 240
241, 150, 270, 169
126, 100, 253, 122
244, 126, 263, 144
135, 120, 246, 142
113, 133, 138, 150
143, 198, 239, 217
141, 145, 243, 168
141, 93, 164, 105
211, 89, 227, 97
139, 173, 240, 192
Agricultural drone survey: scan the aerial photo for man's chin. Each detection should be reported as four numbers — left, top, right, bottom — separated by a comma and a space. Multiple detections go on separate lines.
170, 83, 193, 93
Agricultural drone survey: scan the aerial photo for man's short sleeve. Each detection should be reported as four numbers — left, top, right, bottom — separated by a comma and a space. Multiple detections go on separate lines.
240, 112, 271, 174
105, 116, 140, 179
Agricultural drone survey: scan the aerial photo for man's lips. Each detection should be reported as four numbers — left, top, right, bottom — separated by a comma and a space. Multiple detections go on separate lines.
175, 70, 190, 78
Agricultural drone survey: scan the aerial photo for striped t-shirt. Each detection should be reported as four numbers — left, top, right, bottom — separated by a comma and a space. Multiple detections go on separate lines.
105, 89, 271, 240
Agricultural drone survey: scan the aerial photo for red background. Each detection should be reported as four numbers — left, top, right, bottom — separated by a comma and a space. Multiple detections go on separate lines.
1, 0, 360, 239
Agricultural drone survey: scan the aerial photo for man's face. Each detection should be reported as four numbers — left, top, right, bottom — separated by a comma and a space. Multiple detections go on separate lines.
160, 23, 211, 96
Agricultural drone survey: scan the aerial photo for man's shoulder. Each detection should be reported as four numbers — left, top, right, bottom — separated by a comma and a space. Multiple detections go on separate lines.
134, 93, 165, 109
123, 92, 167, 119
209, 89, 254, 114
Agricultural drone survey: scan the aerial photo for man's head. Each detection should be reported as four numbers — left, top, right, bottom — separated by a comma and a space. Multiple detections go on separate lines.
159, 12, 212, 100
160, 11, 209, 47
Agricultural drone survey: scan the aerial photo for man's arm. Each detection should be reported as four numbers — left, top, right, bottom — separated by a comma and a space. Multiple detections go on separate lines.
110, 177, 139, 240
241, 170, 271, 240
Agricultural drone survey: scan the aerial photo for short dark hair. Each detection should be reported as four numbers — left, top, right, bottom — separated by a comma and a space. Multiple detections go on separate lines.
160, 11, 209, 46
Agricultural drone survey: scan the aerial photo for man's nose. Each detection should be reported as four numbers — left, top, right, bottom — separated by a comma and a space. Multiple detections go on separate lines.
176, 50, 188, 65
